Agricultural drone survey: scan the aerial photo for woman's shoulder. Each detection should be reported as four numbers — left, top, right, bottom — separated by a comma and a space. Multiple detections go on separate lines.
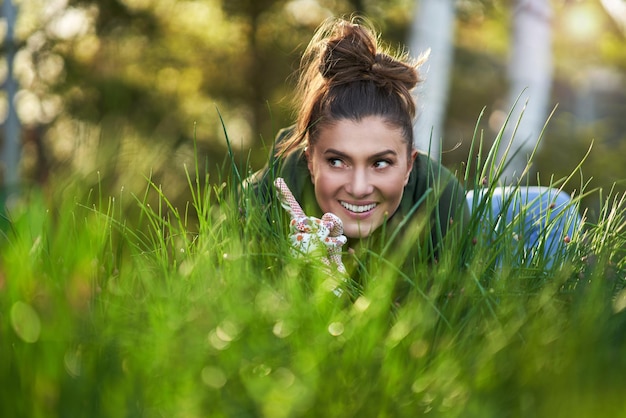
276, 125, 295, 143
242, 126, 307, 200
408, 152, 460, 191
403, 152, 467, 212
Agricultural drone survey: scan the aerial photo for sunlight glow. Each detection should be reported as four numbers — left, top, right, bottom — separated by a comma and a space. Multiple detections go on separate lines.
285, 0, 331, 26
47, 7, 91, 40
562, 3, 604, 41
601, 0, 626, 32
15, 89, 42, 125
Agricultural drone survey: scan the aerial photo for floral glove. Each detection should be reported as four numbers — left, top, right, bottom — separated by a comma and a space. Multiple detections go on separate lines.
274, 177, 347, 274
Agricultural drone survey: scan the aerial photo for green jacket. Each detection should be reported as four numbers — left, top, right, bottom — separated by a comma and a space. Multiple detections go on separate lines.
245, 127, 470, 280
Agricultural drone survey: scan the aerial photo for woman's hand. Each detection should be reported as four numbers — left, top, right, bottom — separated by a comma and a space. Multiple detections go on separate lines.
274, 177, 347, 274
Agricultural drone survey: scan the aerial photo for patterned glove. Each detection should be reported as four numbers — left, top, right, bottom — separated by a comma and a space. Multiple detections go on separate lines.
274, 177, 347, 274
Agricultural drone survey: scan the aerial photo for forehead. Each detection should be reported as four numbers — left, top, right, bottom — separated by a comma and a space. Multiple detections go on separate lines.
313, 117, 408, 155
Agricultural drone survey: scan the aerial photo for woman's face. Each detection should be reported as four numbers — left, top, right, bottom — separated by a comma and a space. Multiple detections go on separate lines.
306, 116, 416, 239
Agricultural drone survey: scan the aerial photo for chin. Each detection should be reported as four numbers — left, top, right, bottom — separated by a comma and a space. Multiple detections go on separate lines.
344, 226, 374, 239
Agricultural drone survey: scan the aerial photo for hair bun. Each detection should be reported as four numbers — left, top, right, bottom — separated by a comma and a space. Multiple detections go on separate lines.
318, 23, 375, 79
318, 22, 419, 92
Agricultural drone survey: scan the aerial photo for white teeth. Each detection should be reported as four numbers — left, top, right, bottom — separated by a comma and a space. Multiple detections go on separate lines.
340, 201, 377, 213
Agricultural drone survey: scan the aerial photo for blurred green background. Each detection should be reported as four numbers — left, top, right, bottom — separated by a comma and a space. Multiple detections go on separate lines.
1, 3, 626, 416
1, 0, 625, 216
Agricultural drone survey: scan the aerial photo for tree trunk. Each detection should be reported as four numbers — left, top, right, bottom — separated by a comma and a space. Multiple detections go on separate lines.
1, 0, 21, 201
600, 0, 626, 34
499, 0, 553, 184
408, 0, 456, 159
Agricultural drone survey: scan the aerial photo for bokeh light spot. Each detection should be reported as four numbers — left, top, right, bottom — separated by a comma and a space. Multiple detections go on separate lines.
10, 301, 42, 343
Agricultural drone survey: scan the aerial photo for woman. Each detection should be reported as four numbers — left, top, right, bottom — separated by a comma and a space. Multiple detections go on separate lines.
245, 17, 469, 284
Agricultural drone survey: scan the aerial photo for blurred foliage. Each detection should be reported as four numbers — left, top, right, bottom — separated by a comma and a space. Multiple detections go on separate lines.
6, 0, 414, 214
2, 1, 625, 414
448, 0, 626, 219
0, 154, 625, 417
2, 0, 625, 220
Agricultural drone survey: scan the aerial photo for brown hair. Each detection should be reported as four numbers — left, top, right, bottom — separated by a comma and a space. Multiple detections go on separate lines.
276, 17, 426, 157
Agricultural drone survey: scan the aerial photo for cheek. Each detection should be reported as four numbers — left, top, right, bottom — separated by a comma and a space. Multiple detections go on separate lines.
312, 170, 347, 211
313, 170, 340, 194
383, 172, 409, 202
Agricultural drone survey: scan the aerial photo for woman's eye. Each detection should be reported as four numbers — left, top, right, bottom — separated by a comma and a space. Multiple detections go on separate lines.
328, 158, 344, 168
374, 160, 391, 169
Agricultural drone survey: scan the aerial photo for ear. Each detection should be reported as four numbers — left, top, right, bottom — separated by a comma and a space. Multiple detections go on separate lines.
404, 149, 417, 185
305, 147, 314, 182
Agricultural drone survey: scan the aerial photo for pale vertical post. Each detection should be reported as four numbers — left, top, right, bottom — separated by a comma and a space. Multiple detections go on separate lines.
408, 0, 456, 159
1, 0, 21, 203
498, 0, 553, 184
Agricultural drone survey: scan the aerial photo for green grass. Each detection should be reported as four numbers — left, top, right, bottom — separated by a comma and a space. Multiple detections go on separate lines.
1, 117, 625, 418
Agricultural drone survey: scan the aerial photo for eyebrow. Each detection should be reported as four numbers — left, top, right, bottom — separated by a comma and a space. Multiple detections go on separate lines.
323, 148, 398, 160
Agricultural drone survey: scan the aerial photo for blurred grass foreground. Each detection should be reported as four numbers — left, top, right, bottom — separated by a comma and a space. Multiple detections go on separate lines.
1, 123, 626, 418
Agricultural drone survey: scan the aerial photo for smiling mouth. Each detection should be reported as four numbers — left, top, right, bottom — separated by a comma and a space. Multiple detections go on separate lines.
340, 201, 377, 213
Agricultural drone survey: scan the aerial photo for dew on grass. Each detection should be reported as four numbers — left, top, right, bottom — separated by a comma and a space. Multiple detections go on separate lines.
274, 367, 296, 388
10, 301, 41, 343
201, 366, 227, 389
387, 319, 411, 347
252, 363, 272, 377
411, 375, 431, 393
64, 347, 82, 378
273, 320, 294, 338
410, 339, 429, 358
208, 330, 229, 350
353, 296, 370, 312
327, 321, 344, 336
216, 320, 239, 342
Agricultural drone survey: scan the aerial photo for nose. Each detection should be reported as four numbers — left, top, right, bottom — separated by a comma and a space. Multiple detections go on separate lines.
347, 168, 374, 198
